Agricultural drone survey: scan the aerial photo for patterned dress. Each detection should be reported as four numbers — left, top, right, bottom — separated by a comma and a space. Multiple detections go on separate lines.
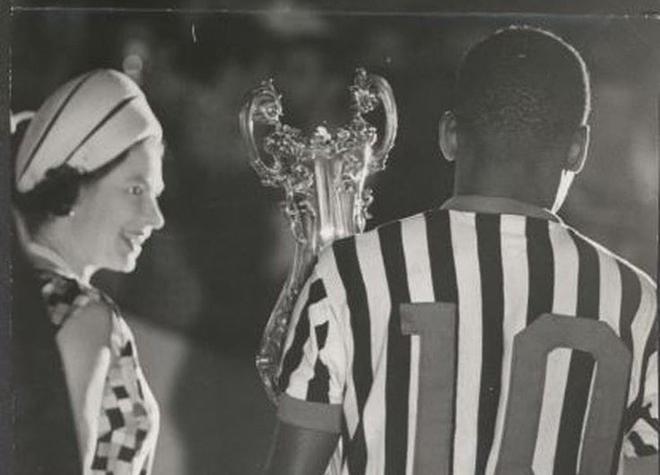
38, 268, 160, 475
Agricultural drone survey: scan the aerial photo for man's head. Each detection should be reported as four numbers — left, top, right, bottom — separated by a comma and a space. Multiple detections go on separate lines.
439, 25, 591, 211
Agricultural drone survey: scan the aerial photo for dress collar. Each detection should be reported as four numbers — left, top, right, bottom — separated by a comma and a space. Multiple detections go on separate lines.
14, 210, 85, 284
441, 194, 562, 223
24, 240, 81, 282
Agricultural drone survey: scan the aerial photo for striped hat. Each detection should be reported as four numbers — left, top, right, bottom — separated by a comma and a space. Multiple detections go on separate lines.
15, 69, 162, 193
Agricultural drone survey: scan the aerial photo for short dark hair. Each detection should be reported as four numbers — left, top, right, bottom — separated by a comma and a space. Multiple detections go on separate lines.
13, 147, 132, 231
453, 25, 591, 158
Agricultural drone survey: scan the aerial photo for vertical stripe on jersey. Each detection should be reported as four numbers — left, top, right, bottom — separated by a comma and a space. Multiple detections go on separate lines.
333, 238, 372, 474
401, 215, 435, 475
486, 215, 529, 474
526, 218, 554, 323
635, 317, 658, 415
450, 211, 482, 474
626, 279, 656, 409
475, 214, 505, 473
401, 215, 434, 303
279, 279, 327, 391
307, 322, 330, 402
356, 230, 391, 474
379, 222, 412, 475
425, 209, 458, 471
425, 210, 458, 303
617, 261, 641, 353
625, 309, 658, 456
619, 270, 653, 460
532, 224, 578, 472
554, 232, 600, 474
595, 250, 623, 333
580, 248, 624, 469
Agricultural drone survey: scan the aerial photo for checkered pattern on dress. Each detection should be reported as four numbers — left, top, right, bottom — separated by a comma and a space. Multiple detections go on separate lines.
40, 271, 158, 475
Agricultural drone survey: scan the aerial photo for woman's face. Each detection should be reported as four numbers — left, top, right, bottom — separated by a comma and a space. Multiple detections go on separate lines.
70, 139, 165, 273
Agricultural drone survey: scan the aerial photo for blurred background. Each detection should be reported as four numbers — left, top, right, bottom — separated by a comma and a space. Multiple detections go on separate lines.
10, 6, 659, 474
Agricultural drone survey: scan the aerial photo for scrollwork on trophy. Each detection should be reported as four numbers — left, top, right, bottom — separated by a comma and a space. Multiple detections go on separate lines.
239, 68, 398, 402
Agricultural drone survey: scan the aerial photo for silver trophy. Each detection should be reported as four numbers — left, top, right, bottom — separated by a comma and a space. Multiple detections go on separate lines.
240, 68, 398, 402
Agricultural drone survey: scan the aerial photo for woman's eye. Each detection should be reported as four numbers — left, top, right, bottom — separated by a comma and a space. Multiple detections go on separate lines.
128, 185, 144, 195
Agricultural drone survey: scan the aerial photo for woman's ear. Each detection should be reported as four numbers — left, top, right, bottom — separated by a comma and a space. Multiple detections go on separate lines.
439, 110, 458, 163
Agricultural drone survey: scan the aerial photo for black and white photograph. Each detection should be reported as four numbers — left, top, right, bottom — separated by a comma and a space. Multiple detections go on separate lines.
5, 3, 659, 474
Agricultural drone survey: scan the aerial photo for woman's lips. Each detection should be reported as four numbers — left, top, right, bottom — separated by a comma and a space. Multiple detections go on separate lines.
121, 232, 148, 252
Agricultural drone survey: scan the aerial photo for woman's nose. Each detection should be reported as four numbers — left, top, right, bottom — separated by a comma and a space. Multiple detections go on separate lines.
145, 197, 165, 230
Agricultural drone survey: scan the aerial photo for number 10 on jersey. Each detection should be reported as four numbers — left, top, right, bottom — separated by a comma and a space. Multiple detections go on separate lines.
401, 303, 631, 475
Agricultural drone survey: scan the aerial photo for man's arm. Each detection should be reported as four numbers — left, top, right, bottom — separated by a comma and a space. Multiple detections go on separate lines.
264, 421, 339, 475
622, 279, 658, 471
264, 261, 345, 474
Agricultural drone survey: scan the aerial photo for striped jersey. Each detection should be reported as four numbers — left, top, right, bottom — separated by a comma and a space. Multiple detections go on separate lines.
277, 207, 658, 475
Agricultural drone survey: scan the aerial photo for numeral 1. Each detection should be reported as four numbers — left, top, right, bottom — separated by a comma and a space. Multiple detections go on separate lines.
400, 302, 457, 475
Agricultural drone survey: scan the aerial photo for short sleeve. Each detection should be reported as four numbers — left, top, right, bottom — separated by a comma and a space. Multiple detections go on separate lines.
276, 267, 345, 434
623, 280, 658, 457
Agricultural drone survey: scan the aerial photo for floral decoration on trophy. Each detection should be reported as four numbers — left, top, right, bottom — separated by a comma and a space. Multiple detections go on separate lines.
239, 68, 398, 402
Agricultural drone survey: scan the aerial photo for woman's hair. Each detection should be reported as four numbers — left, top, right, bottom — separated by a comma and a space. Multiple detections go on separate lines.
13, 144, 132, 232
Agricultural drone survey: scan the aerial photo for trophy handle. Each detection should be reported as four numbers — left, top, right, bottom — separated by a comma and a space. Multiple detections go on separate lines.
351, 69, 398, 171
238, 80, 285, 187
366, 73, 398, 168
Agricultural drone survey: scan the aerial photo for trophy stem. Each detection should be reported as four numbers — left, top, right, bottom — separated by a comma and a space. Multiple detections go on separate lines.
256, 237, 317, 403
313, 153, 335, 248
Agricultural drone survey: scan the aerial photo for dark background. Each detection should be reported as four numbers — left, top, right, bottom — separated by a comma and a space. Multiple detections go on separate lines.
9, 0, 660, 15
10, 6, 659, 474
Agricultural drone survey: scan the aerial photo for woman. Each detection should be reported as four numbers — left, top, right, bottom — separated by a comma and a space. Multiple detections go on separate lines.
12, 69, 164, 474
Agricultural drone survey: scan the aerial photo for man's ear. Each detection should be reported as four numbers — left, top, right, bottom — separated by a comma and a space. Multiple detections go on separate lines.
438, 110, 459, 163
565, 124, 590, 174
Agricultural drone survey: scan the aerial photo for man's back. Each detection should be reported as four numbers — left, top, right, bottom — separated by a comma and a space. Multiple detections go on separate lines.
277, 207, 658, 474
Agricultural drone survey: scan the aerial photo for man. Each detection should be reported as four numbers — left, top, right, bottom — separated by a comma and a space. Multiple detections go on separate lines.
264, 26, 658, 474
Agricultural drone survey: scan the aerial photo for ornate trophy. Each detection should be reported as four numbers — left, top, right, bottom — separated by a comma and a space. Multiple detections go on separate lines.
240, 69, 398, 402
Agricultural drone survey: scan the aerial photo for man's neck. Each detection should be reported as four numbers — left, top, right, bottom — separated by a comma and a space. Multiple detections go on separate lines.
442, 194, 561, 222
453, 159, 559, 210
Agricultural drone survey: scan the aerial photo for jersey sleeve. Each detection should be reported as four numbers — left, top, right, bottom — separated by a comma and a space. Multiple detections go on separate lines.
623, 279, 658, 457
276, 265, 346, 434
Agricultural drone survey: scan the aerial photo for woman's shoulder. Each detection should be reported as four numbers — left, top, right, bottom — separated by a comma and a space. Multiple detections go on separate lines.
58, 299, 114, 349
39, 272, 114, 341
